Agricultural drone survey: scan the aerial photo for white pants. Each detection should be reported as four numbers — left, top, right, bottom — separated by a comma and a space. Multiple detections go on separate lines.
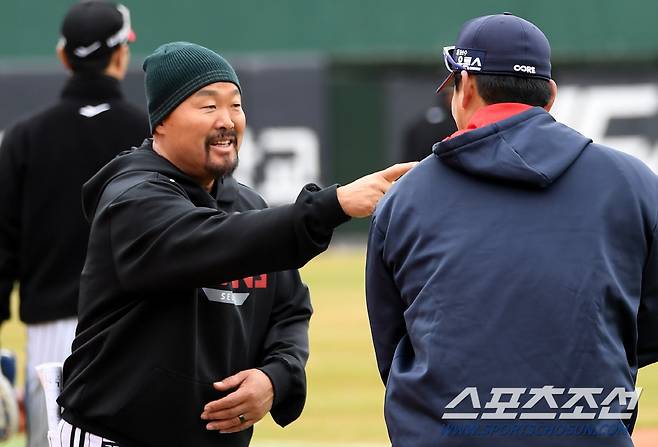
50, 420, 118, 447
26, 318, 77, 447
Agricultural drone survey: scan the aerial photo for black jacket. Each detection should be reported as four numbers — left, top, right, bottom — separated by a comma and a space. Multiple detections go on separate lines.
58, 140, 349, 446
0, 74, 150, 323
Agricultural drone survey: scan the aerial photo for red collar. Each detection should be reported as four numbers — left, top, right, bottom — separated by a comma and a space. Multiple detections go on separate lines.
445, 103, 533, 140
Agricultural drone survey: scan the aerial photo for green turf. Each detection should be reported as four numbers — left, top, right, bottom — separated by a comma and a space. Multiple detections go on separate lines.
253, 248, 388, 444
637, 362, 658, 427
1, 248, 657, 446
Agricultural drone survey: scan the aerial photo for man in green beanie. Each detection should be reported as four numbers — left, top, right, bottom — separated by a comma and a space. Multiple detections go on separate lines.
54, 41, 414, 447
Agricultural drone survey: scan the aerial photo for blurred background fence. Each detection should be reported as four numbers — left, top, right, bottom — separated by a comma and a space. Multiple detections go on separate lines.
2, 0, 658, 236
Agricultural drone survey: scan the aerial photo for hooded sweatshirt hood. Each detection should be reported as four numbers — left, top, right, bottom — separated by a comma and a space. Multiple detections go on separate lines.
433, 107, 591, 188
82, 139, 238, 221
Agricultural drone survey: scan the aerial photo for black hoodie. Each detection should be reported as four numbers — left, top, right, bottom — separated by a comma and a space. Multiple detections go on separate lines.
0, 74, 150, 324
58, 139, 349, 446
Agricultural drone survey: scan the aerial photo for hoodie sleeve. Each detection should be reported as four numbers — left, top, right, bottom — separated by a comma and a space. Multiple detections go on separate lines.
107, 178, 349, 291
0, 125, 25, 322
257, 269, 312, 427
638, 222, 658, 368
365, 218, 407, 384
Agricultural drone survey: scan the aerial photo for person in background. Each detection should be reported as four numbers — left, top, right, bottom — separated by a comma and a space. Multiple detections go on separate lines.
402, 88, 456, 161
0, 2, 149, 446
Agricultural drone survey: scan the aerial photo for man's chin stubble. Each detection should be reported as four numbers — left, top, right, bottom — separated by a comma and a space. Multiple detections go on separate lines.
208, 154, 239, 179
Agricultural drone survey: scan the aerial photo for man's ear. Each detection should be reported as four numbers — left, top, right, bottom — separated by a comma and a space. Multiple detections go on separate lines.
460, 71, 475, 110
153, 120, 166, 137
544, 79, 558, 112
103, 44, 130, 80
108, 46, 122, 70
56, 46, 72, 72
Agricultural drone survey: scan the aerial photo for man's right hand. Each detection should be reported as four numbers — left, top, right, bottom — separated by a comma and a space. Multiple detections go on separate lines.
336, 162, 417, 218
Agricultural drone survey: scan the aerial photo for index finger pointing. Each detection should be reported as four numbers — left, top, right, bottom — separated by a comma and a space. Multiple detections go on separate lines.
380, 162, 418, 182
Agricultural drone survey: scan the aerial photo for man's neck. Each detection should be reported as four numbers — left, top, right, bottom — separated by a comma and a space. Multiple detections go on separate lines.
447, 103, 533, 140
102, 67, 123, 81
202, 179, 215, 192
152, 140, 215, 192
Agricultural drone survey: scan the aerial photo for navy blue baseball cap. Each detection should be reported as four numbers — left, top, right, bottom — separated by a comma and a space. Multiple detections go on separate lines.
437, 13, 551, 92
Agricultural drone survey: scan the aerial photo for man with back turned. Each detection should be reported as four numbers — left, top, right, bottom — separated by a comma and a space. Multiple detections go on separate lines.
0, 2, 149, 446
366, 13, 657, 447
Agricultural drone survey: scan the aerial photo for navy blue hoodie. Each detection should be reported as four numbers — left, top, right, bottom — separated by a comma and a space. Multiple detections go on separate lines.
366, 107, 658, 447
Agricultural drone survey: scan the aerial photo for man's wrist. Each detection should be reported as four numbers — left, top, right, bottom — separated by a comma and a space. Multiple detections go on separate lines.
257, 360, 290, 407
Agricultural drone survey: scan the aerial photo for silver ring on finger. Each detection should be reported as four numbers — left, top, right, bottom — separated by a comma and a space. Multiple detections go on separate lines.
238, 414, 246, 424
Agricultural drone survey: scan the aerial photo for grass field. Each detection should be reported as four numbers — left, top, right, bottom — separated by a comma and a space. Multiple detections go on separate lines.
1, 248, 657, 446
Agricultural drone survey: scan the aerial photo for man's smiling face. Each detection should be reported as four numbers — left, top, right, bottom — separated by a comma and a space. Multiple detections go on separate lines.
154, 81, 245, 189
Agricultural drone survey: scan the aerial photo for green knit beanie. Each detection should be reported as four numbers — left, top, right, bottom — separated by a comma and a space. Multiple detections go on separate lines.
143, 42, 241, 130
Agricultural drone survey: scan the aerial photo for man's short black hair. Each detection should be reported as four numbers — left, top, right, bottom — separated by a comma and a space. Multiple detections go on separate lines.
454, 72, 551, 108
67, 51, 115, 75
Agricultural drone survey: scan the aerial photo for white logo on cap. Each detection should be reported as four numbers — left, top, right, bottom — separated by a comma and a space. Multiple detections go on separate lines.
514, 65, 536, 74
106, 4, 132, 48
73, 42, 101, 58
455, 50, 482, 71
